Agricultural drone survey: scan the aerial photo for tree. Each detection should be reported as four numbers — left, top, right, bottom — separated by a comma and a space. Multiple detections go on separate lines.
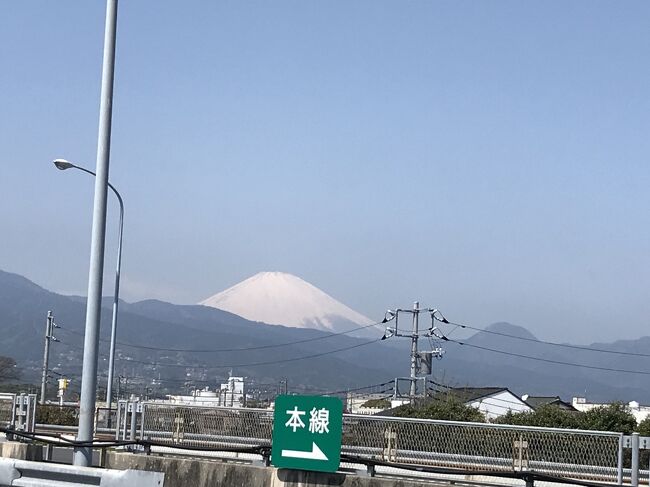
637, 416, 650, 436
0, 356, 18, 383
393, 396, 485, 422
581, 403, 637, 434
361, 398, 391, 409
493, 405, 582, 429
36, 405, 78, 426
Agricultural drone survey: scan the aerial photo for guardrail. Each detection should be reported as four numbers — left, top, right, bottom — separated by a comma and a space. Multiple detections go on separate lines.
0, 394, 15, 428
0, 457, 163, 486
135, 402, 626, 483
0, 394, 36, 434
20, 400, 650, 486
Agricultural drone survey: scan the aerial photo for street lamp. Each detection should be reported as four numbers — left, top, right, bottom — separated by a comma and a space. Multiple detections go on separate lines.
53, 158, 123, 416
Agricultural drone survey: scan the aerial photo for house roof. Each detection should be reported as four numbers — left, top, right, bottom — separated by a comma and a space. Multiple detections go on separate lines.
375, 387, 524, 417
444, 387, 510, 404
523, 395, 577, 411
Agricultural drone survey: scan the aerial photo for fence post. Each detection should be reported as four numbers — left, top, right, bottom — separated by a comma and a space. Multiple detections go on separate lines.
121, 401, 129, 441
44, 443, 53, 461
632, 432, 640, 487
114, 401, 121, 440
129, 399, 138, 441
618, 434, 624, 485
10, 393, 16, 431
26, 394, 36, 432
17, 393, 25, 431
139, 402, 146, 441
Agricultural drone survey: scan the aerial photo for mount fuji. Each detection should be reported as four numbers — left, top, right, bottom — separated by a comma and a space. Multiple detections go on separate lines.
199, 272, 375, 333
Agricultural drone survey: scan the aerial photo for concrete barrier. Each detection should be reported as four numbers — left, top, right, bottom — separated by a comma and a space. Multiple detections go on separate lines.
106, 452, 427, 487
0, 442, 42, 462
0, 457, 164, 487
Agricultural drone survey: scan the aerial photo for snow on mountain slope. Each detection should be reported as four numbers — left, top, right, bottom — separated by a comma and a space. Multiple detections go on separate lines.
199, 272, 374, 332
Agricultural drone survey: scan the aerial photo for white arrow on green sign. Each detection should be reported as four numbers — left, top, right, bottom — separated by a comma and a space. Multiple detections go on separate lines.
282, 442, 327, 461
271, 395, 343, 473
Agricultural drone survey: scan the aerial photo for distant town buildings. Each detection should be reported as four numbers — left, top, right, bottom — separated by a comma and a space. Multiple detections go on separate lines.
444, 387, 532, 420
349, 386, 533, 420
522, 395, 577, 411
346, 393, 390, 415
165, 375, 247, 407
572, 397, 650, 423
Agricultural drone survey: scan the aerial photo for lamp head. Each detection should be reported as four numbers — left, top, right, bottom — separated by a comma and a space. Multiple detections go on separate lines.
53, 159, 75, 170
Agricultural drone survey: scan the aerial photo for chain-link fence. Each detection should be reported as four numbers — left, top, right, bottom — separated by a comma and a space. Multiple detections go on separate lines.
141, 403, 274, 447
0, 393, 16, 427
343, 415, 621, 482
138, 402, 622, 483
0, 393, 37, 433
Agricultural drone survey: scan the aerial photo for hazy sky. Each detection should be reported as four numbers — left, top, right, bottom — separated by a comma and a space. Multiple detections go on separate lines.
1, 1, 649, 344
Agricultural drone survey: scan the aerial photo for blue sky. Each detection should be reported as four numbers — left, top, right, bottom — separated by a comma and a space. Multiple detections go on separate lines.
1, 1, 649, 343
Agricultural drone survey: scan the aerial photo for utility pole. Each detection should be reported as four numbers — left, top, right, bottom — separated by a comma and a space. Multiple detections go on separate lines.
278, 378, 288, 395
40, 311, 59, 405
382, 302, 445, 402
409, 301, 419, 398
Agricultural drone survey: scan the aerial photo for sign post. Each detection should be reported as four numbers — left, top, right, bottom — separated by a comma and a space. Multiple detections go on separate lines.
272, 395, 343, 473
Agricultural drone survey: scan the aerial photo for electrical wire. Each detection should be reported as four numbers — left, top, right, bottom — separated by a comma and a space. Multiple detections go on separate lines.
440, 319, 650, 359
319, 381, 394, 397
55, 337, 381, 371
424, 312, 650, 375
126, 339, 383, 370
447, 339, 650, 376
49, 345, 392, 396
56, 318, 388, 353
54, 339, 380, 376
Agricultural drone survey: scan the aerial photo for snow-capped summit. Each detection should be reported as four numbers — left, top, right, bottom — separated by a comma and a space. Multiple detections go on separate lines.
199, 272, 374, 333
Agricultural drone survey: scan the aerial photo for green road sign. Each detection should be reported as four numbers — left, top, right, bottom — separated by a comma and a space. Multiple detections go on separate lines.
271, 395, 343, 473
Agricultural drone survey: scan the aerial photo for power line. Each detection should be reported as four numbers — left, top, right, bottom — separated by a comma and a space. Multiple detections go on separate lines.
56, 336, 381, 370
448, 339, 650, 376
318, 381, 394, 397
56, 338, 381, 369
442, 320, 650, 359
57, 320, 385, 353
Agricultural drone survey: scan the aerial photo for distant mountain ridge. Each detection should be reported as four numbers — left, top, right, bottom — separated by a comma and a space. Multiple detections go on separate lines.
0, 269, 395, 394
200, 272, 373, 332
2, 268, 650, 402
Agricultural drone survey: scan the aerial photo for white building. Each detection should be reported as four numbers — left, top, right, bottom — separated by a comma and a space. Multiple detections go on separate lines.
451, 387, 532, 420
219, 376, 246, 407
381, 387, 532, 421
346, 393, 391, 415
572, 397, 650, 423
166, 376, 247, 408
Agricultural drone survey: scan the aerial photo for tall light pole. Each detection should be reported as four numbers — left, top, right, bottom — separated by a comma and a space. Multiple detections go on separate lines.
73, 0, 119, 467
53, 159, 123, 416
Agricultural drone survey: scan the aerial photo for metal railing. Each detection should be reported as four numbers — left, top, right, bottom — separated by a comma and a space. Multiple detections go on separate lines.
135, 402, 624, 483
0, 393, 37, 433
19, 399, 650, 485
0, 393, 15, 428
343, 415, 622, 481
